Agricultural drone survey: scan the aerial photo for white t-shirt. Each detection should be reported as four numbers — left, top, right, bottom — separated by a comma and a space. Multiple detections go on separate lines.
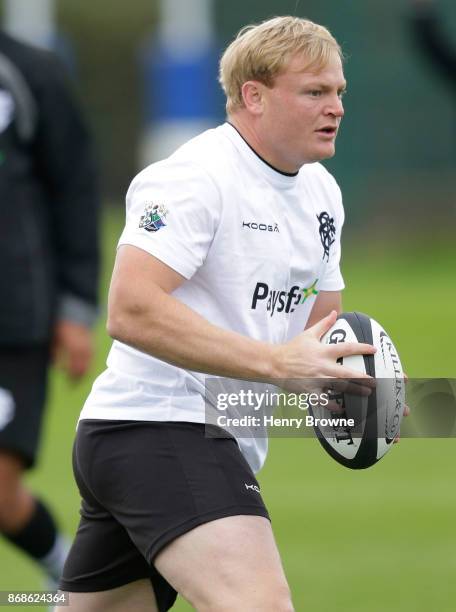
80, 123, 345, 473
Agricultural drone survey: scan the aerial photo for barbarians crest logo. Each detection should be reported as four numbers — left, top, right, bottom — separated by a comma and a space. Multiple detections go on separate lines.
139, 203, 168, 233
317, 211, 336, 261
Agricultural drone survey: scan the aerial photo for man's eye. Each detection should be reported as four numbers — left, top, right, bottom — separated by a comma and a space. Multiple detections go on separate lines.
308, 90, 322, 97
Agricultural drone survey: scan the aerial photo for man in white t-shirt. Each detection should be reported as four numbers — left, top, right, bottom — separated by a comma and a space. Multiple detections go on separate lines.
58, 16, 376, 612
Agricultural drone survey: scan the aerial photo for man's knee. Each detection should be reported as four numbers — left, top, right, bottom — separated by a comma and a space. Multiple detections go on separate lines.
0, 450, 24, 480
260, 583, 294, 612
186, 580, 294, 612
228, 584, 294, 612
0, 451, 31, 531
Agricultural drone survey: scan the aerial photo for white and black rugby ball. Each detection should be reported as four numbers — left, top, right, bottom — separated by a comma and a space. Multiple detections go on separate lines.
310, 312, 405, 470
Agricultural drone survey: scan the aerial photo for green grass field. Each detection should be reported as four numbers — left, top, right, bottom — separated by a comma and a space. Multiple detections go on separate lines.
1, 210, 455, 611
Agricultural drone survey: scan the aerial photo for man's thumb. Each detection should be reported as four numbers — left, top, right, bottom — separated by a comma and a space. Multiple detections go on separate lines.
309, 310, 338, 339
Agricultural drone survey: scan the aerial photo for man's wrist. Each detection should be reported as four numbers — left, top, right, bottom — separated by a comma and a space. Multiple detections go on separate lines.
262, 343, 284, 383
57, 294, 98, 328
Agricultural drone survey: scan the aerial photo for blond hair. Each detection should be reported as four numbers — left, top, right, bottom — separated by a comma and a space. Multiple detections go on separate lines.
219, 16, 343, 115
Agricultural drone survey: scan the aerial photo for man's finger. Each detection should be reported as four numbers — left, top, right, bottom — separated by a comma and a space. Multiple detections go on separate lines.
327, 341, 376, 359
327, 379, 374, 396
326, 364, 376, 384
325, 399, 345, 413
307, 310, 338, 339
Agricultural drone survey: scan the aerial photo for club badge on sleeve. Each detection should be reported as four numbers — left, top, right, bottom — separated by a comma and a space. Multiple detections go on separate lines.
139, 203, 169, 233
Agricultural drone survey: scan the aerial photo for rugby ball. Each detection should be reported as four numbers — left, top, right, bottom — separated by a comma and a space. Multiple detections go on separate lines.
309, 312, 405, 469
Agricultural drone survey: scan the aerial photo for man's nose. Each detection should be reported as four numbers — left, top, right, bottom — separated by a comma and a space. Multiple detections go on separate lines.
327, 96, 344, 118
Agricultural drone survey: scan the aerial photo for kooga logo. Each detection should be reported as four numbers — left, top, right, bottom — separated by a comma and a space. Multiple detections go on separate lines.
251, 282, 316, 317
243, 221, 279, 232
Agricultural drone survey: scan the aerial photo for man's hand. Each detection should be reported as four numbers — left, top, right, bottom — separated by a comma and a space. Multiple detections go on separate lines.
272, 310, 377, 392
51, 320, 94, 380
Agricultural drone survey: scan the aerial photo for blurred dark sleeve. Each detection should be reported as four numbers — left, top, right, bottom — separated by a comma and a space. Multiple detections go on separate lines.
33, 54, 100, 327
409, 5, 456, 91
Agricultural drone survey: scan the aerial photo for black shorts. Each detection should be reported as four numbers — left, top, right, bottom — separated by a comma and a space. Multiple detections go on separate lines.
60, 420, 269, 612
0, 344, 49, 468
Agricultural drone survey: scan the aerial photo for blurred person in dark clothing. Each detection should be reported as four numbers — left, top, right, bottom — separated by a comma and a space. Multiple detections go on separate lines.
0, 30, 99, 587
409, 0, 456, 91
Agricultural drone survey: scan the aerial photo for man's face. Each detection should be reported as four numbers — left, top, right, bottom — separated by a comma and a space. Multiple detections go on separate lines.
258, 53, 346, 171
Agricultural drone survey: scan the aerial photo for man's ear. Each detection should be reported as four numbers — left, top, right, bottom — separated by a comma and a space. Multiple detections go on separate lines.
241, 81, 264, 115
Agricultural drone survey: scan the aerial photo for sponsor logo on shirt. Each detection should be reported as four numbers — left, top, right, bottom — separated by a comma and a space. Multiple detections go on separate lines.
139, 203, 168, 232
317, 211, 336, 261
242, 221, 279, 233
251, 279, 318, 317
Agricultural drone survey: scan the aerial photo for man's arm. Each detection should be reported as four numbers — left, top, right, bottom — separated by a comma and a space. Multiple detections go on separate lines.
33, 53, 100, 378
34, 53, 100, 321
305, 290, 342, 330
107, 246, 376, 384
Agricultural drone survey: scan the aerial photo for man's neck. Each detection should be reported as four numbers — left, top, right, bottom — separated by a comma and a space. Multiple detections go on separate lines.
227, 115, 299, 177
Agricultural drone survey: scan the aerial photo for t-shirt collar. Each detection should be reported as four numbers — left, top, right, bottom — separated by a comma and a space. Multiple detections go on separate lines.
222, 122, 300, 189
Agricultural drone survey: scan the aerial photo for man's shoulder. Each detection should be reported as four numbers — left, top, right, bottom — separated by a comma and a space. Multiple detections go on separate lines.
301, 162, 342, 195
300, 161, 339, 186
174, 124, 234, 171
299, 162, 343, 216
133, 126, 232, 186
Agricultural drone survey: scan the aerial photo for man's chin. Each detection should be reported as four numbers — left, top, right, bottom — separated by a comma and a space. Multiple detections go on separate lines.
310, 144, 336, 163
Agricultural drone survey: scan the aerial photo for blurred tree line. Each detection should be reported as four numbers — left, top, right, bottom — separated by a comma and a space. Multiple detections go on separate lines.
1, 0, 454, 226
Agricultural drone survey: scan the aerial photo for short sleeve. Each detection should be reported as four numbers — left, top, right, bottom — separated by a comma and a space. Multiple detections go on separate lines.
118, 159, 221, 279
318, 177, 345, 291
